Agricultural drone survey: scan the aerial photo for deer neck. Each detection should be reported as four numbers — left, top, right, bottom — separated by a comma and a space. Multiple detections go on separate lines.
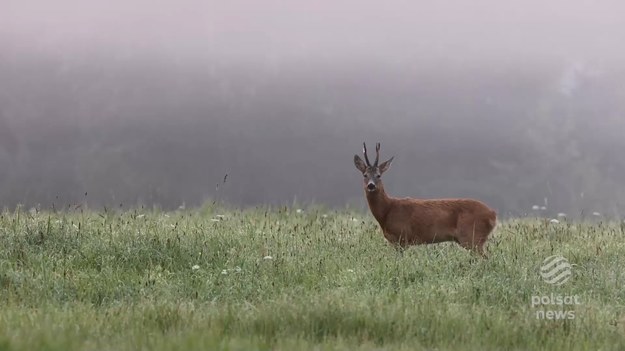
365, 183, 392, 226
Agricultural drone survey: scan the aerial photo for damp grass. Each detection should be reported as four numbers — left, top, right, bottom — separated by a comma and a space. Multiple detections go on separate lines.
0, 205, 623, 350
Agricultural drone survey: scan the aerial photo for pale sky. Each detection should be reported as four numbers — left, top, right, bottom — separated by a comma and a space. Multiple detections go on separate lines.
2, 0, 624, 63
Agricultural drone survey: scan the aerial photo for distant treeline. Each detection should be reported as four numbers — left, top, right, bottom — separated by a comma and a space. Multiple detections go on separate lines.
1, 55, 625, 218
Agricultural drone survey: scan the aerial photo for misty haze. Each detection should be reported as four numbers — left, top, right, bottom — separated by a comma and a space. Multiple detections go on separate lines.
4, 2, 625, 350
2, 1, 625, 218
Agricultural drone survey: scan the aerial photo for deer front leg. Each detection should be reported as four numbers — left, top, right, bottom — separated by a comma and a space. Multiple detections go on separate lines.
392, 242, 405, 257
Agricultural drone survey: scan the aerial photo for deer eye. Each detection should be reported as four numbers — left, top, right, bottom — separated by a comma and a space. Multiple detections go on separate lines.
363, 174, 368, 178
376, 174, 381, 178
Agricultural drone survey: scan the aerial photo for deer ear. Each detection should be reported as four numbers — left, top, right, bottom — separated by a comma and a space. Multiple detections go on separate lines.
378, 156, 394, 174
354, 155, 367, 173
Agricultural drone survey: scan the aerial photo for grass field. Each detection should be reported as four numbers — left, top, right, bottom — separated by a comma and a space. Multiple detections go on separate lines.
0, 205, 624, 350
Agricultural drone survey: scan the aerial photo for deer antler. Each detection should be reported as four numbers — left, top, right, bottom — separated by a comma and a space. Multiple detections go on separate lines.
374, 142, 381, 167
363, 142, 371, 166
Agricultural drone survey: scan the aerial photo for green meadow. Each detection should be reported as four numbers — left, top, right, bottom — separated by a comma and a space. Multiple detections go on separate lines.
0, 205, 624, 350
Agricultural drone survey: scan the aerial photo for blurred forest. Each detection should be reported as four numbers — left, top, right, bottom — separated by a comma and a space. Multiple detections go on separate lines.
1, 54, 625, 218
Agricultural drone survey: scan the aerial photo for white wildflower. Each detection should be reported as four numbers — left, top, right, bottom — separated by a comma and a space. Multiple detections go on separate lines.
137, 214, 145, 218
192, 265, 200, 270
221, 269, 228, 275
549, 219, 560, 224
215, 215, 226, 219
234, 266, 242, 273
210, 219, 220, 222
263, 256, 273, 260
347, 269, 355, 273
296, 209, 303, 214
322, 214, 328, 218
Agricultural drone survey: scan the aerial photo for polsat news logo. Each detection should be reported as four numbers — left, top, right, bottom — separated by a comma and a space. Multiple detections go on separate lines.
532, 255, 581, 320
540, 255, 573, 286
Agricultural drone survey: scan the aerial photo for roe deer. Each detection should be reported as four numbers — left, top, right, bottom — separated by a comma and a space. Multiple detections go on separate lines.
353, 142, 497, 257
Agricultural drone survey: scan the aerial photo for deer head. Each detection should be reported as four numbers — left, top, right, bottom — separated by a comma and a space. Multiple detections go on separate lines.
353, 142, 394, 192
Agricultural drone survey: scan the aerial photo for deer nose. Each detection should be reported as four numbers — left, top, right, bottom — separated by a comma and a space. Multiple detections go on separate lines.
367, 183, 376, 190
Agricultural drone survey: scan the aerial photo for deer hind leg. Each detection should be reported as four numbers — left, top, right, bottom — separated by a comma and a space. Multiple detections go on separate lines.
474, 239, 488, 259
457, 237, 488, 258
457, 217, 491, 259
